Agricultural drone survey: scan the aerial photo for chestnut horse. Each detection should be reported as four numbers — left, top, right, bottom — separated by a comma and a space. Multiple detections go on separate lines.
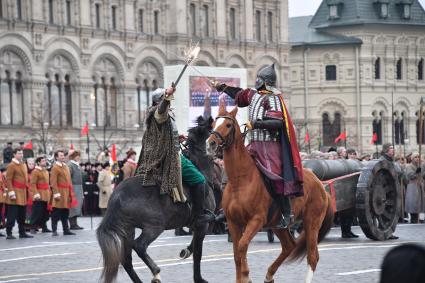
206, 106, 333, 283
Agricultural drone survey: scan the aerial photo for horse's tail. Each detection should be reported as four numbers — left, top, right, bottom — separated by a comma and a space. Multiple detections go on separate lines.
96, 198, 128, 283
287, 193, 334, 262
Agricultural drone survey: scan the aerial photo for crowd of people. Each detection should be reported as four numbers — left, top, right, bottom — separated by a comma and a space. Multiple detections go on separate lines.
0, 143, 139, 239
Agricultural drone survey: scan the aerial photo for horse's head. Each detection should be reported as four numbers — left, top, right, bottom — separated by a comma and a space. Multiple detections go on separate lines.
187, 115, 214, 147
207, 103, 240, 155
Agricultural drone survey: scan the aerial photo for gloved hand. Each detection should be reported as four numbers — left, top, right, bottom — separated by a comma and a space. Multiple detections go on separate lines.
212, 81, 226, 92
246, 120, 255, 130
416, 167, 422, 174
33, 193, 41, 201
53, 193, 61, 200
8, 191, 16, 200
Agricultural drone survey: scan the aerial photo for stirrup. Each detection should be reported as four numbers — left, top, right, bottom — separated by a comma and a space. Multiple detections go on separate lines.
275, 214, 294, 229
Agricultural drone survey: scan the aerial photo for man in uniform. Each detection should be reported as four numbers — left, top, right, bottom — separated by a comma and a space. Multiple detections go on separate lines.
5, 148, 33, 239
122, 149, 137, 180
68, 150, 84, 230
213, 64, 303, 228
3, 142, 13, 164
136, 86, 212, 226
50, 150, 76, 236
0, 165, 6, 237
30, 156, 51, 234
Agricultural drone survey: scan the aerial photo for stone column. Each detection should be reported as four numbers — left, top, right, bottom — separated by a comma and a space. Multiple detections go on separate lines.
244, 0, 253, 41
124, 0, 135, 32
167, 0, 187, 35
279, 0, 289, 43
216, 0, 226, 39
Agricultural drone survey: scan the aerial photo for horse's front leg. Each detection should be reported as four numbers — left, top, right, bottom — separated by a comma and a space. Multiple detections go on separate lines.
227, 220, 243, 283
238, 217, 265, 283
192, 223, 208, 283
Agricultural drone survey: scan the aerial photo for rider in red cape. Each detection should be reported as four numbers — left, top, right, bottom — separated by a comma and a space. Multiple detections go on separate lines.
213, 63, 303, 228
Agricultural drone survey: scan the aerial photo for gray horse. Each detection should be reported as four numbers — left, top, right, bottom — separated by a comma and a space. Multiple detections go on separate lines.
97, 117, 216, 283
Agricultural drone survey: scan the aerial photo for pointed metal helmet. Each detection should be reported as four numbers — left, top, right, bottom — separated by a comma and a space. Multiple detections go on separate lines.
255, 63, 277, 90
151, 88, 165, 106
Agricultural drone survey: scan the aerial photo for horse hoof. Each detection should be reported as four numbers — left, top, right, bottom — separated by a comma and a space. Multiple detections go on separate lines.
264, 281, 274, 283
179, 248, 192, 259
194, 279, 208, 283
151, 279, 161, 283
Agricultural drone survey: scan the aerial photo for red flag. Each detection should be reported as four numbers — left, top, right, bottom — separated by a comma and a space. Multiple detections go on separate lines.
334, 132, 346, 143
111, 144, 117, 162
70, 143, 74, 150
23, 140, 33, 150
371, 133, 378, 144
305, 130, 310, 143
80, 122, 89, 136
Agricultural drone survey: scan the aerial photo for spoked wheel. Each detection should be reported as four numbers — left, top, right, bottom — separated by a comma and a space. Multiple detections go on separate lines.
356, 160, 400, 240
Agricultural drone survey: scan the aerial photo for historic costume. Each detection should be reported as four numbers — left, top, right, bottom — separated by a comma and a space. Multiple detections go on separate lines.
50, 161, 76, 236
404, 152, 425, 223
29, 165, 51, 233
5, 157, 32, 238
0, 168, 6, 237
122, 150, 137, 180
97, 167, 113, 214
68, 151, 84, 230
214, 64, 303, 228
135, 87, 211, 226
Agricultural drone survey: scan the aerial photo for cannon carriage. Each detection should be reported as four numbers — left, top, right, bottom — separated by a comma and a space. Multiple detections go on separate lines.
303, 159, 401, 241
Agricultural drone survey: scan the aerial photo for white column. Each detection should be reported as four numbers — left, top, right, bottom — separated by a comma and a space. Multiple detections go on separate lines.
244, 0, 253, 41
124, 1, 135, 31
216, 0, 226, 38
31, 0, 44, 21
80, 0, 91, 27
167, 0, 187, 35
279, 0, 289, 43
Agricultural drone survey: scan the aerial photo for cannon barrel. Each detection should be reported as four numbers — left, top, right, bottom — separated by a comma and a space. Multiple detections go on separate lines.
303, 159, 364, 181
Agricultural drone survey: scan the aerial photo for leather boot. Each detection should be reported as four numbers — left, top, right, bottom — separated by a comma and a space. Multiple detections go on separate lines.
6, 228, 16, 240
41, 224, 52, 233
73, 217, 84, 230
69, 217, 77, 230
191, 183, 215, 227
275, 195, 293, 229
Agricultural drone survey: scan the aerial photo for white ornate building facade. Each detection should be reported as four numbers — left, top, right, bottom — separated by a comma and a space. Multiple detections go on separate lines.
0, 0, 290, 158
289, 0, 425, 155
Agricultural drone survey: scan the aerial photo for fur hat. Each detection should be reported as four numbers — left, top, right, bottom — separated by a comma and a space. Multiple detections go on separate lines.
126, 149, 137, 159
68, 150, 81, 160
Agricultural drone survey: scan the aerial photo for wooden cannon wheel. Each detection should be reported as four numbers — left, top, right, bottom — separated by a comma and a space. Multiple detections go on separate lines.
356, 159, 401, 241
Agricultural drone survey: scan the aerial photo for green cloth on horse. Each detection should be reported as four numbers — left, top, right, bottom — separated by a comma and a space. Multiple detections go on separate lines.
180, 154, 206, 186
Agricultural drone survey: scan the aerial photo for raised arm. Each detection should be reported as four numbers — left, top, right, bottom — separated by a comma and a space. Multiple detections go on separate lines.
154, 86, 175, 124
213, 82, 255, 107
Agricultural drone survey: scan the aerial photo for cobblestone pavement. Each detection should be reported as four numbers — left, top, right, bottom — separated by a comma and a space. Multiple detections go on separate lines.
0, 217, 424, 283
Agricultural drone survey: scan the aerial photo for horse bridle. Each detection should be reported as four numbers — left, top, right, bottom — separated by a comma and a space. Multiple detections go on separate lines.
210, 115, 237, 150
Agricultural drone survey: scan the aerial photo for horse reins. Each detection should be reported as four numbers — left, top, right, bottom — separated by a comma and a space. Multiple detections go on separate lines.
210, 115, 239, 150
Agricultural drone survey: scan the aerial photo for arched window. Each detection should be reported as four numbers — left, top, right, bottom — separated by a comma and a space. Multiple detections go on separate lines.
202, 5, 209, 37
256, 11, 261, 42
154, 11, 159, 34
416, 111, 425, 144
111, 6, 117, 30
230, 8, 236, 40
95, 3, 101, 28
0, 51, 26, 126
396, 58, 402, 80
322, 112, 341, 146
190, 4, 196, 36
48, 0, 54, 24
267, 12, 273, 42
375, 57, 381, 80
66, 0, 72, 25
394, 111, 405, 145
138, 9, 144, 32
372, 111, 383, 145
326, 65, 337, 81
93, 58, 122, 128
16, 0, 22, 20
418, 58, 424, 81
45, 55, 75, 127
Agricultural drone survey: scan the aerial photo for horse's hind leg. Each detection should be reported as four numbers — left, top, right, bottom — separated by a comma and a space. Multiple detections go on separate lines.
264, 229, 296, 283
133, 228, 163, 283
122, 231, 143, 283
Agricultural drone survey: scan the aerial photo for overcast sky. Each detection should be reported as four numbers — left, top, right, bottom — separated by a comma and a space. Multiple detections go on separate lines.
289, 0, 425, 17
